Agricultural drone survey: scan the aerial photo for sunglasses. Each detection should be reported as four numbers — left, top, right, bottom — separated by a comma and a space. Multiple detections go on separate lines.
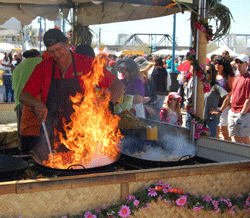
169, 98, 177, 101
235, 60, 243, 64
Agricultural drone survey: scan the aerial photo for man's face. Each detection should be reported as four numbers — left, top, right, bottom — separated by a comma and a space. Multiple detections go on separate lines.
222, 52, 229, 58
235, 59, 248, 73
47, 41, 70, 65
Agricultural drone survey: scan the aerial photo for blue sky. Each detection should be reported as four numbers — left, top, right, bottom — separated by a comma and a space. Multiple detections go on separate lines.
32, 0, 249, 46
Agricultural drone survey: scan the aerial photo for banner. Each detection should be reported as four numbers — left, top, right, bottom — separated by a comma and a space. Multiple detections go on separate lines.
122, 51, 144, 56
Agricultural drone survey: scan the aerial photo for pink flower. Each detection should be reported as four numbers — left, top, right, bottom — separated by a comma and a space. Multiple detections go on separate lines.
196, 124, 203, 131
84, 211, 97, 218
194, 132, 201, 139
212, 201, 219, 206
244, 208, 250, 212
102, 207, 107, 209
133, 200, 140, 207
126, 195, 135, 202
203, 195, 212, 202
199, 64, 205, 70
236, 194, 243, 199
156, 181, 164, 186
190, 49, 196, 56
176, 195, 187, 206
201, 26, 207, 33
200, 74, 205, 80
118, 205, 131, 218
213, 208, 221, 214
163, 188, 168, 193
61, 217, 68, 218
188, 107, 195, 115
96, 209, 101, 213
143, 203, 150, 209
191, 120, 198, 125
193, 206, 204, 212
148, 187, 157, 197
159, 195, 162, 201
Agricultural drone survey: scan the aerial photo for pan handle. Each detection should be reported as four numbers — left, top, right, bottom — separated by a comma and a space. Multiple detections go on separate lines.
67, 164, 86, 170
178, 155, 192, 162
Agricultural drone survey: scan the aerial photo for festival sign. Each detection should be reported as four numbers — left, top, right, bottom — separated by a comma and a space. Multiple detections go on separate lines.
122, 51, 144, 56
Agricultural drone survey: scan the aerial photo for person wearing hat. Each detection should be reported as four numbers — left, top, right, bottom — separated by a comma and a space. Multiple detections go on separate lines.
160, 92, 182, 126
228, 54, 250, 145
19, 28, 125, 154
134, 56, 157, 119
11, 49, 42, 151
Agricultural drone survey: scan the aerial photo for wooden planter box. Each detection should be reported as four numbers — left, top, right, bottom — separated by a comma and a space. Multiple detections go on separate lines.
0, 160, 249, 218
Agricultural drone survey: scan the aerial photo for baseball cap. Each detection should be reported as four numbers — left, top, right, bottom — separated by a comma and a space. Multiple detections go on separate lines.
234, 54, 249, 63
134, 56, 154, 71
43, 28, 68, 48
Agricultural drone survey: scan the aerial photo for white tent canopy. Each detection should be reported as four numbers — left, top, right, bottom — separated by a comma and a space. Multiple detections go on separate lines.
0, 43, 15, 52
0, 0, 197, 26
152, 49, 172, 55
207, 44, 239, 58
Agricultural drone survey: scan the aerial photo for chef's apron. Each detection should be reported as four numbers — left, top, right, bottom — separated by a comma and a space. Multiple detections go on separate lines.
44, 54, 83, 151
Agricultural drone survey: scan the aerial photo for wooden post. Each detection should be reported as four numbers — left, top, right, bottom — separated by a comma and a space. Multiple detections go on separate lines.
196, 30, 207, 119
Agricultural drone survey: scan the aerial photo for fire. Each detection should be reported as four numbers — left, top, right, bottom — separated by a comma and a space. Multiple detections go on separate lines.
43, 57, 123, 169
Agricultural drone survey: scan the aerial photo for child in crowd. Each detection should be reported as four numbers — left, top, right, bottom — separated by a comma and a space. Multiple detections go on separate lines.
160, 92, 182, 126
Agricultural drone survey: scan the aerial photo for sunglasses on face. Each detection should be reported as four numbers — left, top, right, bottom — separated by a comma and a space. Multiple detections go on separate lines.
235, 60, 243, 64
169, 98, 177, 101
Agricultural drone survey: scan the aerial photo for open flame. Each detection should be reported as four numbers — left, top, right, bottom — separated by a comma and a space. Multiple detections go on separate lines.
43, 57, 123, 169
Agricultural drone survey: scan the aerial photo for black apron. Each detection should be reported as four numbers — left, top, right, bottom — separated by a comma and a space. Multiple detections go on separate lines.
44, 54, 83, 151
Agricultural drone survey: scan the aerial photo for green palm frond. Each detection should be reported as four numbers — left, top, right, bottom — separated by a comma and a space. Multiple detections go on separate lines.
206, 0, 234, 41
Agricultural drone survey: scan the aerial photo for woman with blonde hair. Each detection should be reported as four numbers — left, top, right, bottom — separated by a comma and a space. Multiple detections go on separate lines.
160, 92, 182, 126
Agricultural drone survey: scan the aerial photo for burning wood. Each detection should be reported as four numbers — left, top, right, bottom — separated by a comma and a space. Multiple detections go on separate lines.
43, 57, 123, 169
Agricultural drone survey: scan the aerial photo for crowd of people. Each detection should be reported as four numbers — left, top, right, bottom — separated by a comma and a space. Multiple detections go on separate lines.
1, 28, 249, 155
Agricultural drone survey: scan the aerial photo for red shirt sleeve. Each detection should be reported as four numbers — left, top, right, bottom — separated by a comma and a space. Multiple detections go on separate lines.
98, 68, 116, 89
22, 63, 42, 98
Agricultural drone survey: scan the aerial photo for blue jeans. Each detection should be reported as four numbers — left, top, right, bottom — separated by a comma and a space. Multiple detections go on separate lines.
206, 117, 219, 137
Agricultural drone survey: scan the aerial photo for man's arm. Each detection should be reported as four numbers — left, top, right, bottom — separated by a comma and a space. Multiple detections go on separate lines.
19, 91, 48, 122
241, 98, 250, 115
109, 77, 125, 104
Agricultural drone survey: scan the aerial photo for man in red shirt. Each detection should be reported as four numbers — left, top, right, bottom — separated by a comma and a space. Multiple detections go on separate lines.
19, 28, 125, 153
228, 54, 250, 145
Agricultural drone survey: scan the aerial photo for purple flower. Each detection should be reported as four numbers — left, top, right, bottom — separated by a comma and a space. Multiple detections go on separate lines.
176, 195, 187, 206
84, 211, 97, 218
190, 49, 196, 56
236, 194, 243, 199
148, 187, 157, 197
212, 201, 219, 206
203, 195, 212, 202
159, 195, 162, 201
96, 209, 101, 213
118, 205, 131, 218
133, 200, 140, 207
156, 181, 164, 186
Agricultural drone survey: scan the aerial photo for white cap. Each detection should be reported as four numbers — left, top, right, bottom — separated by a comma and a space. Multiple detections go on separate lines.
234, 54, 249, 63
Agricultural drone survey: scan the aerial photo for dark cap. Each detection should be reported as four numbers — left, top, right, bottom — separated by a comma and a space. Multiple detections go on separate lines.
43, 28, 68, 48
23, 49, 40, 58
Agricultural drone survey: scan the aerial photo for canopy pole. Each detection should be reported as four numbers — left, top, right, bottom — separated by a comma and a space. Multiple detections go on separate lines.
171, 13, 176, 73
194, 0, 207, 119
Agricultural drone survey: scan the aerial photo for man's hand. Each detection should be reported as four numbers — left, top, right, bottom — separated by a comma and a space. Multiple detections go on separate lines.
33, 101, 48, 122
